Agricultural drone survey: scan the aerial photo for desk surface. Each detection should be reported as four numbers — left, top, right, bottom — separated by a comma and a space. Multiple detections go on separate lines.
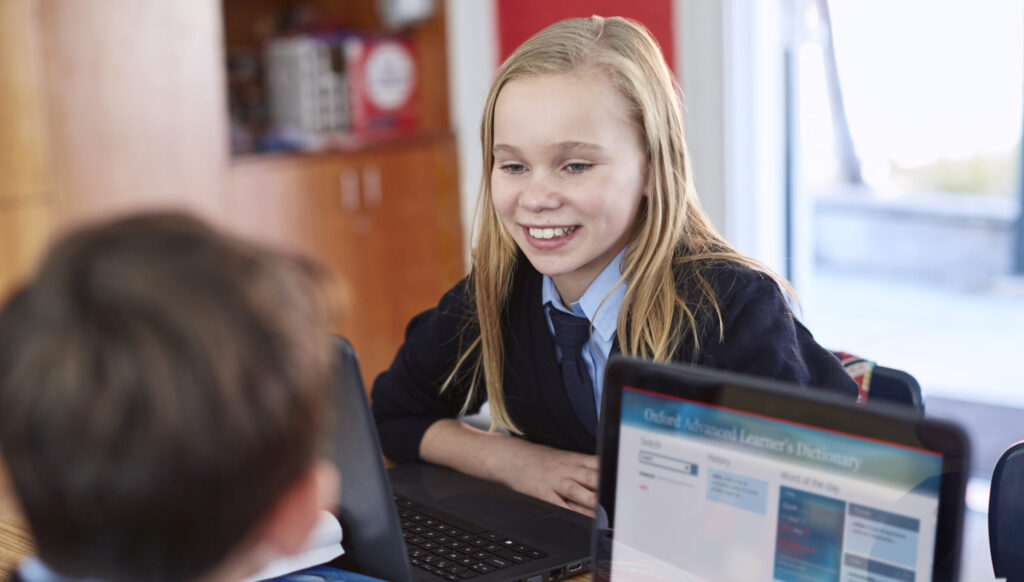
0, 517, 34, 581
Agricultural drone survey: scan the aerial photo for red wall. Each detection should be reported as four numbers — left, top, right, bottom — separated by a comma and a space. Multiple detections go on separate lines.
495, 0, 675, 72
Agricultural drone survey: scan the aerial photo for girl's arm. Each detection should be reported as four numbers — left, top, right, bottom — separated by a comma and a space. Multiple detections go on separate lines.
374, 273, 599, 514
420, 418, 599, 516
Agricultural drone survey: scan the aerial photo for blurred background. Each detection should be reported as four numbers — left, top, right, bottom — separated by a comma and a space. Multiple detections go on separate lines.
1, 0, 1022, 577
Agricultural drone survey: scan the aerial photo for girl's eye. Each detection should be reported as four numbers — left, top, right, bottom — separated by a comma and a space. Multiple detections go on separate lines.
500, 163, 527, 174
564, 162, 592, 174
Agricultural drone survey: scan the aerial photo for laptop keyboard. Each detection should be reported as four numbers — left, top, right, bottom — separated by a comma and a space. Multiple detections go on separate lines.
395, 494, 548, 580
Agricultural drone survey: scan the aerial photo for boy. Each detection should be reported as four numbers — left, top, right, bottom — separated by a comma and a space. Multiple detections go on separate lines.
0, 213, 340, 582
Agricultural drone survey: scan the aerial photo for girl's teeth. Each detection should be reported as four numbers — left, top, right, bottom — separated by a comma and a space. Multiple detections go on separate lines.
529, 226, 575, 239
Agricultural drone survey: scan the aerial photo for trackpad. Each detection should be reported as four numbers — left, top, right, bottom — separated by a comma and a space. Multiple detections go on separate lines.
438, 492, 553, 525
527, 515, 591, 545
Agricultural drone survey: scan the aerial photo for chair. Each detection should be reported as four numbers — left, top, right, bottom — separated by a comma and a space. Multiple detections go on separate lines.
990, 441, 1024, 581
868, 365, 925, 413
832, 351, 925, 414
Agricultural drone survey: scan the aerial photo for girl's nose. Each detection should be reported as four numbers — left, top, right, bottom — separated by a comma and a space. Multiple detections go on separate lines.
519, 176, 561, 212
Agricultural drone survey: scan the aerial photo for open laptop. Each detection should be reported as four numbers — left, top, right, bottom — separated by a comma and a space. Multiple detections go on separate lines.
324, 337, 592, 582
592, 356, 969, 582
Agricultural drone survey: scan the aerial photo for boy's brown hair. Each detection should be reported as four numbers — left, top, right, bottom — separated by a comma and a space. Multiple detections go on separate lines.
0, 213, 338, 581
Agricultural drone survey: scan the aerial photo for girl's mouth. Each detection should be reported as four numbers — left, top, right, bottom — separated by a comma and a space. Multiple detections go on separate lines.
527, 225, 577, 240
521, 224, 580, 251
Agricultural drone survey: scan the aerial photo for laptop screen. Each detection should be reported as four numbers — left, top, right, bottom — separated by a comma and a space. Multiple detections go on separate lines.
594, 358, 968, 582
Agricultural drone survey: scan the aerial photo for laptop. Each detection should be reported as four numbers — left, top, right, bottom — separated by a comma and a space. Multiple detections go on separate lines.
592, 356, 969, 582
324, 337, 593, 582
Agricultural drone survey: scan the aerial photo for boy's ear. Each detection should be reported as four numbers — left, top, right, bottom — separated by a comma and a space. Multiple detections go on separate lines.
257, 460, 340, 556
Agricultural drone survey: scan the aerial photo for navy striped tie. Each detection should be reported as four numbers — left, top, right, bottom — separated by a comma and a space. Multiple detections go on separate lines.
549, 308, 598, 438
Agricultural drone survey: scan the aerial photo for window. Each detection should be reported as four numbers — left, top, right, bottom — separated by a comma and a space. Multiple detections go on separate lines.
784, 2, 1024, 576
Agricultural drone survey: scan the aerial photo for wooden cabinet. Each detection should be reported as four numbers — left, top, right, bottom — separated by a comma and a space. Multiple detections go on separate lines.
1, 0, 51, 205
223, 0, 465, 385
0, 0, 465, 388
2, 0, 228, 302
0, 201, 51, 295
0, 0, 53, 297
228, 135, 464, 385
37, 0, 228, 227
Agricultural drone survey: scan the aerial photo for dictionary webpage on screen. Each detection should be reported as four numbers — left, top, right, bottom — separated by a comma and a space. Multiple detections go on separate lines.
609, 387, 943, 582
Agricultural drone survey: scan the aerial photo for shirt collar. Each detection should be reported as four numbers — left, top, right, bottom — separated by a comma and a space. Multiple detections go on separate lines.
541, 247, 628, 344
18, 558, 104, 582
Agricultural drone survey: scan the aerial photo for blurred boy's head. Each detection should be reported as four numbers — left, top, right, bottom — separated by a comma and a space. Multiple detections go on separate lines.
0, 212, 340, 582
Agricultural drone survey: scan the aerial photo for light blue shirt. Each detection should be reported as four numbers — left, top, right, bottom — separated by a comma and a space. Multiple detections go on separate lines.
542, 247, 628, 414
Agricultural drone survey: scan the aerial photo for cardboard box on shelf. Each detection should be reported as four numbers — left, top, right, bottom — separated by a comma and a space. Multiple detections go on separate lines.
262, 32, 418, 151
344, 34, 418, 137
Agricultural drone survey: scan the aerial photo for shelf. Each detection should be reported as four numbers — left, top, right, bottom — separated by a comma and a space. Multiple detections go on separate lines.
222, 0, 451, 159
229, 129, 454, 167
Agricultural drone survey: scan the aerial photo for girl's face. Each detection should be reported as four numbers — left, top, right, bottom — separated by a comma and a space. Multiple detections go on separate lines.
491, 72, 647, 304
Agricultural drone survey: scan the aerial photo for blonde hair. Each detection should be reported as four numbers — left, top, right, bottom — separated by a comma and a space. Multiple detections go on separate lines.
448, 16, 787, 433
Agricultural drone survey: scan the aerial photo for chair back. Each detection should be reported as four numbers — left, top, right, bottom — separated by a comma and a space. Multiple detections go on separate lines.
869, 365, 925, 413
832, 351, 924, 414
990, 441, 1024, 581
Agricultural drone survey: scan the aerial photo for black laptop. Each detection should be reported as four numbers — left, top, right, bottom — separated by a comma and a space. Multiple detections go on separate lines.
592, 356, 969, 582
325, 337, 592, 582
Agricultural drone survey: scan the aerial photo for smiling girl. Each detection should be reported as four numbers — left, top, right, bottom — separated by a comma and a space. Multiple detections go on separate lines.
372, 16, 857, 516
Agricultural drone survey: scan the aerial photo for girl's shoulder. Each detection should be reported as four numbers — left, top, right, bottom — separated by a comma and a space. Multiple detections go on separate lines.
432, 275, 474, 315
673, 257, 776, 299
431, 256, 539, 319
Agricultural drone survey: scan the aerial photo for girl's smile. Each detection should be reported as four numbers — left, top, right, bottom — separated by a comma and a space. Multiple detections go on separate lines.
526, 225, 577, 240
491, 71, 647, 303
522, 224, 580, 250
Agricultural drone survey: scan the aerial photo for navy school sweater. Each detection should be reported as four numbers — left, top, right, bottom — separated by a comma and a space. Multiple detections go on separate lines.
371, 258, 858, 461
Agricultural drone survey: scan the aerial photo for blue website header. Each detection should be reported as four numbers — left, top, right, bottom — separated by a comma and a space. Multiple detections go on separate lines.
622, 387, 942, 493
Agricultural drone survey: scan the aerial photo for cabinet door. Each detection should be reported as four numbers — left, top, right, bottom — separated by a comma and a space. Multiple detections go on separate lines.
227, 154, 384, 380
227, 139, 465, 389
355, 139, 465, 383
228, 156, 356, 259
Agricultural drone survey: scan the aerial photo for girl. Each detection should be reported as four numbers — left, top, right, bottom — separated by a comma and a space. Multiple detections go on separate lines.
371, 16, 857, 516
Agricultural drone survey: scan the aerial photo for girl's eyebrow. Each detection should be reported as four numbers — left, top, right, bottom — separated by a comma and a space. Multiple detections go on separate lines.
552, 141, 607, 155
492, 144, 521, 155
493, 142, 608, 156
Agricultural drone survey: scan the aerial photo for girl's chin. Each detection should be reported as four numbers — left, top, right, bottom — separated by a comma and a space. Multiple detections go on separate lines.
523, 256, 589, 283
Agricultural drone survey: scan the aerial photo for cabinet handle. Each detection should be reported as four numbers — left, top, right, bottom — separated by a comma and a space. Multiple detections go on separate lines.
362, 165, 382, 208
340, 170, 360, 212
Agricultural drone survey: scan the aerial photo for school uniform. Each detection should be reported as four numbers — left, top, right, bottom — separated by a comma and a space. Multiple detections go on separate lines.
371, 252, 859, 462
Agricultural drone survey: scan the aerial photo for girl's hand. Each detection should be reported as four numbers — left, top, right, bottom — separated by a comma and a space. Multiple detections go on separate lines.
499, 441, 599, 516
419, 419, 600, 517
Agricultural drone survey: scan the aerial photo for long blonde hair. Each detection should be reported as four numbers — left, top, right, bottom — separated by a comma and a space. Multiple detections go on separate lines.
448, 16, 785, 433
